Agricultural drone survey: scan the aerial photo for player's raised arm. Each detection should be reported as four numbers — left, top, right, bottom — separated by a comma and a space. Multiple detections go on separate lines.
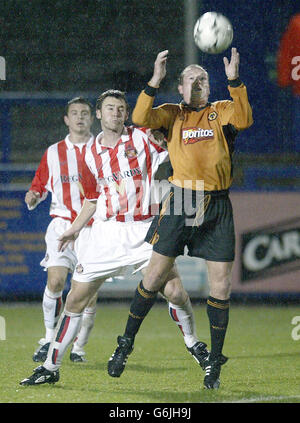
148, 50, 169, 88
58, 199, 97, 252
222, 48, 253, 130
132, 50, 173, 129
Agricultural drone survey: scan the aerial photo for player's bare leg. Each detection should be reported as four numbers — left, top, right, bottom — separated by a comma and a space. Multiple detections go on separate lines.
108, 252, 209, 377
32, 266, 67, 362
20, 278, 106, 386
203, 260, 233, 389
107, 253, 172, 378
160, 266, 209, 369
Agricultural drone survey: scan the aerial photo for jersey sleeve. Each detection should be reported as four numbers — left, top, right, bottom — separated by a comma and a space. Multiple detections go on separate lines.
132, 89, 176, 131
149, 139, 169, 165
26, 150, 50, 210
29, 150, 50, 196
216, 82, 253, 130
137, 126, 169, 165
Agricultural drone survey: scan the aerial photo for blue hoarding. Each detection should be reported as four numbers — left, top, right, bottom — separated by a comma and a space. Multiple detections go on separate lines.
0, 191, 57, 300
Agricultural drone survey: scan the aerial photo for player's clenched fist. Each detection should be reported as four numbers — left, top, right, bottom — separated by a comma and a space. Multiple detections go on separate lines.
25, 190, 40, 208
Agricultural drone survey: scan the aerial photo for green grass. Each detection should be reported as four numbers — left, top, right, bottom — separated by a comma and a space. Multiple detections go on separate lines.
0, 302, 300, 403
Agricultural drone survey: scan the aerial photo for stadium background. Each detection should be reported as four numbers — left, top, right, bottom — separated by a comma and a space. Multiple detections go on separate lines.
0, 0, 300, 302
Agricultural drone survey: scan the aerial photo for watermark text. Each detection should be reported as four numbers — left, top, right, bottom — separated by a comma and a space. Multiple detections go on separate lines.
291, 56, 300, 81
0, 57, 6, 80
291, 316, 300, 340
0, 316, 6, 340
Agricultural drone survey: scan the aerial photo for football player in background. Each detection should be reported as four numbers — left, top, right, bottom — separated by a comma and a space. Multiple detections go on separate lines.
25, 97, 97, 363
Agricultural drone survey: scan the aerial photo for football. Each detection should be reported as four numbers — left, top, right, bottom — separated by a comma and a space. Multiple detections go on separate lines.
193, 12, 233, 54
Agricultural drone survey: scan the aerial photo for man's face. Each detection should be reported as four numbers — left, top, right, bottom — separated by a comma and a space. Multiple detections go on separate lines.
178, 66, 210, 106
96, 96, 128, 133
64, 103, 93, 134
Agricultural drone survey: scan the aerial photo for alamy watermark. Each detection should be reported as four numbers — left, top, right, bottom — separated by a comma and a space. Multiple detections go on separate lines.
291, 56, 300, 81
0, 316, 6, 340
291, 316, 300, 341
96, 178, 206, 226
0, 56, 6, 80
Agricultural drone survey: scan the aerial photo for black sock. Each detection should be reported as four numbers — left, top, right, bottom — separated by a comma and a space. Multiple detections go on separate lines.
124, 281, 158, 340
206, 296, 229, 360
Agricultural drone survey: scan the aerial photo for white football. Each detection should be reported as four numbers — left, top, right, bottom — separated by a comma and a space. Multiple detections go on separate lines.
193, 12, 233, 54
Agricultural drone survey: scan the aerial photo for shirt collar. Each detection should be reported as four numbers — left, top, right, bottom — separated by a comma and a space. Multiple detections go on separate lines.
65, 134, 94, 150
95, 127, 129, 154
180, 101, 210, 112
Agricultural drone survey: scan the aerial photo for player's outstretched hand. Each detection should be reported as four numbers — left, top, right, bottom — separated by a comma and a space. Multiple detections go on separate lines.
223, 47, 240, 80
148, 50, 169, 88
25, 190, 40, 207
58, 229, 78, 252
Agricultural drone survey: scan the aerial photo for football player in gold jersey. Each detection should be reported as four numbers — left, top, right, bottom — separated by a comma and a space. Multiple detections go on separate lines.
108, 48, 253, 389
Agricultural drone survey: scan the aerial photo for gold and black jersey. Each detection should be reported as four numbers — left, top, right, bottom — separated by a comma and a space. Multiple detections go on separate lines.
132, 82, 253, 191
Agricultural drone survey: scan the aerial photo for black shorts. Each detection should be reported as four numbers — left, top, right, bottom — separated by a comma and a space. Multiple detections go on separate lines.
146, 185, 235, 262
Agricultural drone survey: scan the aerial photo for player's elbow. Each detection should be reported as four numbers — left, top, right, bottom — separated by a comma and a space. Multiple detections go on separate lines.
244, 114, 254, 129
132, 108, 147, 126
236, 120, 253, 131
237, 108, 254, 130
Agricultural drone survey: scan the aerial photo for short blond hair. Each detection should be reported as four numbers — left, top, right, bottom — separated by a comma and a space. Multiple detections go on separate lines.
178, 64, 208, 85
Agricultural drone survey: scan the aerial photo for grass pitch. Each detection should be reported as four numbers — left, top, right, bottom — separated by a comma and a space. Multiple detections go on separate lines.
0, 302, 300, 404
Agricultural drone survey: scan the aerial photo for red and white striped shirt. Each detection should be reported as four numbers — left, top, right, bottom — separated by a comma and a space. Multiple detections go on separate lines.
82, 126, 168, 222
29, 135, 95, 223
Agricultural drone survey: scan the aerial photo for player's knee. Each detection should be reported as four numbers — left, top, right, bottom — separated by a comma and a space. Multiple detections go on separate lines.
65, 290, 89, 314
207, 262, 232, 299
143, 253, 175, 291
209, 278, 231, 300
47, 277, 65, 293
143, 268, 167, 291
163, 279, 188, 305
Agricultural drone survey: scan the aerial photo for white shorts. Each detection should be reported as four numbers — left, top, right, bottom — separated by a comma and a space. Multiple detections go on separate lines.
73, 220, 153, 283
40, 217, 91, 273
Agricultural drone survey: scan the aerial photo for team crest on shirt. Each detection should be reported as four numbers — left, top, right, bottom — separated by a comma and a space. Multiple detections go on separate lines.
124, 145, 138, 159
75, 264, 84, 274
208, 111, 218, 121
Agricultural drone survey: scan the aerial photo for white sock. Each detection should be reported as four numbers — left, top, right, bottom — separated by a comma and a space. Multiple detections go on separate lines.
168, 298, 199, 348
42, 286, 63, 342
71, 306, 97, 355
44, 309, 82, 371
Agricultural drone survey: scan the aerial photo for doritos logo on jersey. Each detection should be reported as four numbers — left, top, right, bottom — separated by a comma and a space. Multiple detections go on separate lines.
182, 128, 214, 145
124, 145, 138, 159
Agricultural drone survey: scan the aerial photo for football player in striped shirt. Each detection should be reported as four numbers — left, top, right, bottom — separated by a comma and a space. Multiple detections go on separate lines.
24, 97, 97, 364
20, 90, 209, 386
